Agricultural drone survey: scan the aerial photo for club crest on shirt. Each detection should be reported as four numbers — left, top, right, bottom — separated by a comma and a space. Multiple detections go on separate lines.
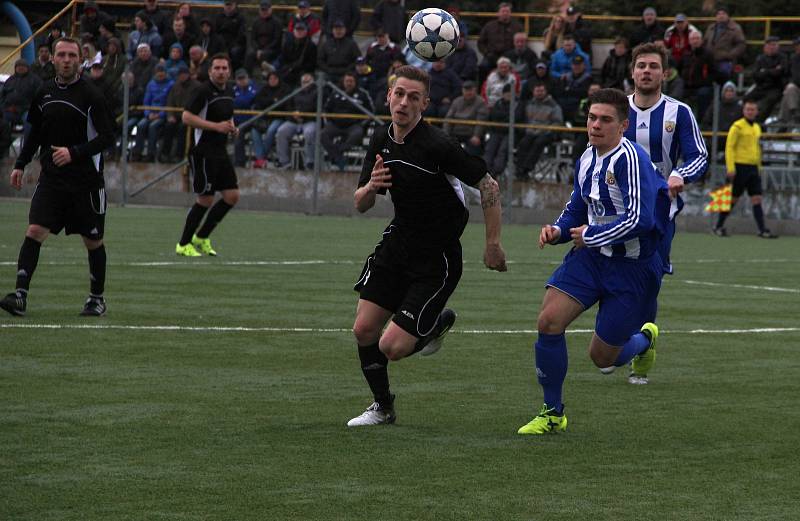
664, 120, 676, 133
605, 170, 616, 186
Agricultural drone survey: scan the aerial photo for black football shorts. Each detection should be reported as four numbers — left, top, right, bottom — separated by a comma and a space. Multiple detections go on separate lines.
29, 182, 106, 240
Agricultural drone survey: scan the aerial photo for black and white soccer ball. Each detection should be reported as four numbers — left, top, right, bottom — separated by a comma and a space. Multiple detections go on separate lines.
405, 8, 460, 62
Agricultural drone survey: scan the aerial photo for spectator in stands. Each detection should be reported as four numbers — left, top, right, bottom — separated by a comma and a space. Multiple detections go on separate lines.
542, 15, 566, 59
143, 0, 171, 36
128, 12, 162, 61
251, 72, 291, 168
443, 81, 488, 156
101, 37, 127, 94
478, 3, 523, 83
232, 69, 259, 167
355, 56, 380, 103
600, 36, 631, 91
97, 20, 122, 56
702, 81, 740, 151
549, 35, 591, 80
322, 0, 361, 38
0, 59, 42, 137
317, 20, 361, 84
188, 45, 210, 82
664, 13, 698, 69
289, 1, 322, 43
447, 35, 478, 83
504, 32, 538, 81
247, 1, 283, 76
88, 62, 113, 106
31, 44, 55, 82
276, 73, 318, 169
118, 71, 145, 158
175, 2, 199, 39
131, 43, 157, 91
133, 63, 174, 163
521, 60, 557, 103
778, 37, 800, 125
553, 54, 592, 122
198, 18, 226, 57
44, 23, 65, 53
164, 43, 186, 80
630, 7, 665, 49
662, 58, 685, 100
483, 83, 521, 177
160, 63, 196, 163
215, 0, 247, 70
81, 39, 103, 72
79, 0, 113, 41
564, 5, 592, 58
516, 82, 563, 179
278, 21, 317, 86
366, 29, 402, 97
321, 72, 374, 171
570, 82, 601, 162
161, 16, 195, 62
427, 60, 462, 117
370, 0, 405, 44
482, 56, 520, 108
703, 5, 746, 81
751, 36, 788, 122
681, 29, 716, 118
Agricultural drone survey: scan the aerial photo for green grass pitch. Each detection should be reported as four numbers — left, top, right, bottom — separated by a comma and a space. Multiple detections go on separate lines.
1, 199, 799, 520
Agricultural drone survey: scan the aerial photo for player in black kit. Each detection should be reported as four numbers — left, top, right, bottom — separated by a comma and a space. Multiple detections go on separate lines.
1, 38, 115, 317
175, 53, 240, 257
347, 66, 508, 427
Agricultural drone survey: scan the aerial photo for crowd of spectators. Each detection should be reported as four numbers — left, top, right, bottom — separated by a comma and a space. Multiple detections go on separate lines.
1, 0, 799, 173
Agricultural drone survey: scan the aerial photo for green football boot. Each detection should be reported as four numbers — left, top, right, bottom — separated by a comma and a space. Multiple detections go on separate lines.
175, 242, 201, 257
517, 404, 567, 435
192, 235, 217, 256
629, 322, 658, 385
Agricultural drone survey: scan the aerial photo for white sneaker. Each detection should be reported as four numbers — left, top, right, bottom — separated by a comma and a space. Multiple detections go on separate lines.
628, 375, 649, 385
346, 402, 396, 427
599, 366, 616, 374
420, 308, 457, 356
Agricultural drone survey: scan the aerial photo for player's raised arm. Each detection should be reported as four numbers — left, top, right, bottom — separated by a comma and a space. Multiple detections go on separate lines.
476, 174, 507, 271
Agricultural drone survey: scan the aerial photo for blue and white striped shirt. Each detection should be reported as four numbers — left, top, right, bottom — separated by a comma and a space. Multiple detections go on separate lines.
553, 137, 669, 260
625, 94, 708, 183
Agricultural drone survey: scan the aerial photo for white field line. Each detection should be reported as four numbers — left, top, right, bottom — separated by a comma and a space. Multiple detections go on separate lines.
683, 280, 800, 294
0, 324, 797, 335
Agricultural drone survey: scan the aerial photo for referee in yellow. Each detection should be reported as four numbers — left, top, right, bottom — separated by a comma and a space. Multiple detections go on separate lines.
713, 99, 778, 238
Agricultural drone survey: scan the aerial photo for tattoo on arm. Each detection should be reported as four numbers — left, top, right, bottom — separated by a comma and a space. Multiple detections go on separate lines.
478, 175, 499, 210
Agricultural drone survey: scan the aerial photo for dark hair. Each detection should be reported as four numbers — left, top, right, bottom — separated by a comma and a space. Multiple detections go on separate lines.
587, 88, 629, 122
742, 97, 758, 107
209, 52, 231, 68
52, 37, 83, 58
530, 81, 548, 91
392, 65, 431, 95
614, 36, 629, 47
631, 42, 668, 70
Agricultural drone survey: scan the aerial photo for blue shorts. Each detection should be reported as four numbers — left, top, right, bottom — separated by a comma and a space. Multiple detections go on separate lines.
546, 247, 662, 346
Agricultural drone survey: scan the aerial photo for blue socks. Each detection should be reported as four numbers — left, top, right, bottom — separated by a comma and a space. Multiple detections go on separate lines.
613, 332, 651, 367
535, 333, 568, 413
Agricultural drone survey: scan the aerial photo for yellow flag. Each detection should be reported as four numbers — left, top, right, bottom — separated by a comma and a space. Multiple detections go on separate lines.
704, 184, 732, 213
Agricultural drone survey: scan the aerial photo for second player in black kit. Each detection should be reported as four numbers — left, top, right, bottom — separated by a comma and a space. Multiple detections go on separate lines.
1, 38, 115, 317
347, 66, 507, 427
175, 53, 240, 257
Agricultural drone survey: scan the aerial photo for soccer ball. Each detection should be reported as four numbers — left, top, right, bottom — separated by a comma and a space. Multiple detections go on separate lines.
405, 8, 460, 62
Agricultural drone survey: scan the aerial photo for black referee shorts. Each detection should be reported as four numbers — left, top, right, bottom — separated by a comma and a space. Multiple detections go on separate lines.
189, 149, 238, 195
732, 163, 762, 198
29, 182, 106, 240
354, 225, 463, 338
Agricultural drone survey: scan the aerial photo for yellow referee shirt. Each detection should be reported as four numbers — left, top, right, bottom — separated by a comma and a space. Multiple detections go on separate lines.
725, 117, 762, 173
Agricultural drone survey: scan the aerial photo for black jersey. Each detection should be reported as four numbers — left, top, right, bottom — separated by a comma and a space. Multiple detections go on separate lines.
358, 119, 487, 248
185, 80, 234, 154
15, 76, 115, 191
